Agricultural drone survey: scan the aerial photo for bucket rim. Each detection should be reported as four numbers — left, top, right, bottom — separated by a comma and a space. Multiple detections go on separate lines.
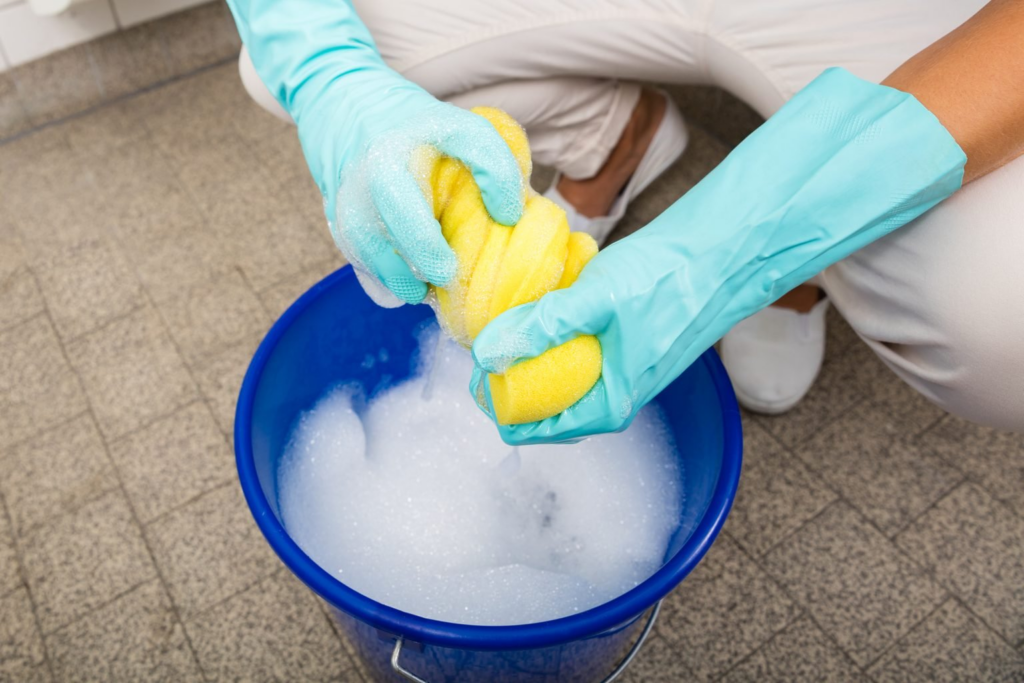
235, 265, 743, 651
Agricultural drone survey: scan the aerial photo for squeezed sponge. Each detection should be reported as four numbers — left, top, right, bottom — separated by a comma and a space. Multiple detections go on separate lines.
429, 108, 601, 426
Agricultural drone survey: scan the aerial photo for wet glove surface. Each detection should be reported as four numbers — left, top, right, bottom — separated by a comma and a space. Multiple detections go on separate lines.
471, 68, 966, 445
226, 0, 525, 306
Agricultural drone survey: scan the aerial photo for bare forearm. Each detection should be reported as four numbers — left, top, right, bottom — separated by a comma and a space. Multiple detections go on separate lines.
884, 0, 1024, 183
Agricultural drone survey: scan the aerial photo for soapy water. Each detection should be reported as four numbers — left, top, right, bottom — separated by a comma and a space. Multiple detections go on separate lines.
278, 323, 682, 626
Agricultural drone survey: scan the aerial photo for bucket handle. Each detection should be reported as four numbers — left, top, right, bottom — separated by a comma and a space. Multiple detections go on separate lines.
390, 600, 662, 683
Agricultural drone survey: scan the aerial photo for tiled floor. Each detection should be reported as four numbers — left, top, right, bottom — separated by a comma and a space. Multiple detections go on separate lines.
1, 50, 1023, 683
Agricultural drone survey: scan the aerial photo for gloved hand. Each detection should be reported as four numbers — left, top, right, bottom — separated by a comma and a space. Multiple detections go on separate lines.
471, 67, 966, 445
226, 0, 525, 306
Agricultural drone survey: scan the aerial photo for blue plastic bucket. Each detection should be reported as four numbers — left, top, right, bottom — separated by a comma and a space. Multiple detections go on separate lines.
235, 266, 742, 682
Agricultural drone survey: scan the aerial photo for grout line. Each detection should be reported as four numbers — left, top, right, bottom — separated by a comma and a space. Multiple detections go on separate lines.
0, 456, 57, 680
885, 475, 968, 540
0, 55, 237, 149
859, 596, 952, 673
755, 497, 841, 561
40, 296, 209, 676
734, 523, 876, 677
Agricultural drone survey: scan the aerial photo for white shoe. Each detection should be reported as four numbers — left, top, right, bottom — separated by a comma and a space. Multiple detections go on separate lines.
543, 90, 688, 245
720, 298, 830, 415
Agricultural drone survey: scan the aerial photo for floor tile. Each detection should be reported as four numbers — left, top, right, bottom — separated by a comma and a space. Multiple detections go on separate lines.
218, 208, 335, 292
0, 414, 117, 538
11, 44, 103, 127
0, 72, 32, 140
110, 402, 234, 524
667, 85, 764, 148
158, 1, 241, 77
726, 421, 836, 557
658, 536, 800, 682
868, 599, 1024, 683
895, 483, 1024, 645
794, 403, 962, 536
825, 304, 861, 356
66, 307, 198, 440
753, 336, 865, 449
146, 483, 280, 619
763, 502, 945, 666
87, 23, 172, 101
0, 316, 87, 451
258, 258, 343, 320
620, 635, 697, 682
193, 336, 260, 437
843, 343, 945, 434
0, 506, 19, 595
187, 569, 352, 682
0, 266, 44, 334
158, 270, 268, 367
20, 490, 156, 633
32, 236, 145, 341
722, 616, 866, 683
0, 588, 48, 681
61, 100, 149, 158
917, 414, 1024, 517
46, 579, 202, 683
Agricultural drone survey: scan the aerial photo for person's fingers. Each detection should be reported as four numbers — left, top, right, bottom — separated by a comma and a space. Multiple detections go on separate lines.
471, 287, 610, 374
344, 217, 428, 304
435, 109, 525, 227
369, 159, 457, 288
491, 378, 633, 445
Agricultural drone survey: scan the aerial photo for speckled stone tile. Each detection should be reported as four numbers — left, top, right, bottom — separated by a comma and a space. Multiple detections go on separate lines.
193, 336, 260, 437
0, 267, 44, 334
917, 414, 1024, 517
0, 415, 117, 538
0, 588, 48, 681
11, 44, 104, 127
19, 490, 156, 633
0, 316, 87, 451
722, 616, 866, 683
61, 100, 149, 158
66, 307, 198, 440
763, 502, 946, 666
0, 506, 19, 595
825, 304, 860, 356
843, 343, 946, 434
0, 72, 32, 140
0, 124, 71, 181
794, 403, 962, 536
46, 579, 202, 683
725, 420, 836, 557
146, 483, 280, 619
658, 536, 799, 682
753, 332, 866, 448
32, 237, 145, 341
157, 270, 268, 367
87, 23, 172, 101
619, 634, 696, 682
666, 85, 764, 148
258, 258, 343, 319
218, 209, 336, 292
895, 483, 1024, 645
187, 569, 352, 681
868, 599, 1024, 683
158, 1, 241, 77
109, 402, 234, 524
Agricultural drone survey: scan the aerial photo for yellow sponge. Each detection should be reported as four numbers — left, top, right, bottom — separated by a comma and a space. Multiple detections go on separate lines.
429, 107, 602, 426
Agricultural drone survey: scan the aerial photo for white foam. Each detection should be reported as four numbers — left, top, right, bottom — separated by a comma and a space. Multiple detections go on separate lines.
278, 324, 682, 626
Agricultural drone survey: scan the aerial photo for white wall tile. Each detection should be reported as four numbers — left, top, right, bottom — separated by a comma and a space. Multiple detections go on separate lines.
0, 0, 22, 9
110, 0, 207, 28
0, 0, 116, 66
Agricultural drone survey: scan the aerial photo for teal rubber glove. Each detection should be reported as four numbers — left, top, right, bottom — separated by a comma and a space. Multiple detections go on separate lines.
225, 0, 525, 305
471, 68, 966, 445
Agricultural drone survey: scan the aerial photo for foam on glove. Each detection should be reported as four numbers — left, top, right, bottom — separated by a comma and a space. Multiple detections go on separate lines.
427, 108, 601, 426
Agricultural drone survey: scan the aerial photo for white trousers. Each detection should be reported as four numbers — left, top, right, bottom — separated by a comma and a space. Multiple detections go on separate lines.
240, 0, 1024, 431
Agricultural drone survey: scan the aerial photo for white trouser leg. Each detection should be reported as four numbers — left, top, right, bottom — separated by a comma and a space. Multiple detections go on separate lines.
239, 0, 1024, 430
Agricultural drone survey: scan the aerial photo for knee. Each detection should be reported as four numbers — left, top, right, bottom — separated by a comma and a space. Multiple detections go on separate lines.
238, 47, 293, 124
